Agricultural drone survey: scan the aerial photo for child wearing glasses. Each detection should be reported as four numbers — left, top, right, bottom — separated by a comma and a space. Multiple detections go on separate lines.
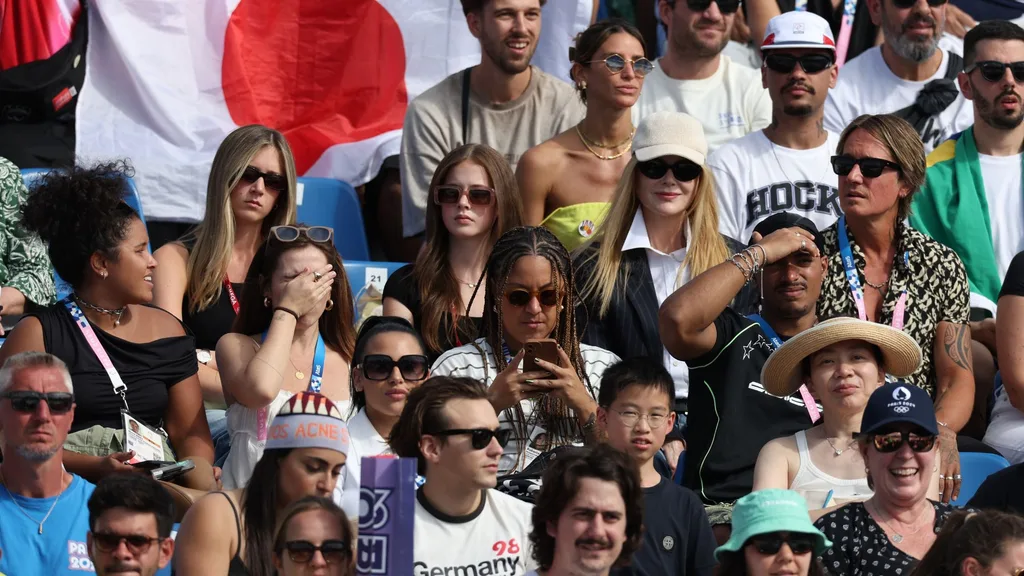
217, 225, 356, 490
430, 226, 619, 475
333, 317, 430, 518
597, 358, 717, 576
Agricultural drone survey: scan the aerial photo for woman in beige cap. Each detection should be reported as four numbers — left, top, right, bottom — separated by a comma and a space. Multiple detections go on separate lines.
751, 317, 923, 516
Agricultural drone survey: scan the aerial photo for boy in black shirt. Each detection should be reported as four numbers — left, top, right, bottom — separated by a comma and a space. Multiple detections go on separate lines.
599, 358, 717, 576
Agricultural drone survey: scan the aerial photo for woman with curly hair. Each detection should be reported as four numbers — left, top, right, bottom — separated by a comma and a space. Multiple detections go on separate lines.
910, 509, 1024, 576
0, 161, 216, 489
430, 226, 619, 474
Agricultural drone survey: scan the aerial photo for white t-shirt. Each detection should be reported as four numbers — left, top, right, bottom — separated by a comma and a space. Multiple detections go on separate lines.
709, 130, 842, 242
431, 339, 619, 474
621, 210, 692, 398
333, 409, 390, 519
632, 56, 772, 152
414, 489, 536, 576
824, 47, 974, 153
979, 153, 1024, 280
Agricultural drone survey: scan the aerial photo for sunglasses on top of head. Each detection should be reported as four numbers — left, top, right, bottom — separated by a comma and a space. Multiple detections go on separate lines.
359, 354, 430, 381
636, 159, 703, 182
281, 540, 350, 565
433, 185, 495, 206
270, 225, 334, 244
682, 0, 742, 13
505, 288, 560, 308
586, 54, 655, 77
860, 430, 937, 453
1, 391, 75, 414
830, 155, 903, 178
763, 53, 835, 74
966, 60, 1024, 83
747, 533, 817, 555
429, 428, 513, 450
240, 166, 288, 194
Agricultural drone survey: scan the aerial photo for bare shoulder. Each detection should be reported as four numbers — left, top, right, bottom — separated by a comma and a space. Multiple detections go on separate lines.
135, 305, 187, 337
179, 490, 240, 541
520, 133, 573, 171
154, 241, 189, 267
762, 434, 799, 457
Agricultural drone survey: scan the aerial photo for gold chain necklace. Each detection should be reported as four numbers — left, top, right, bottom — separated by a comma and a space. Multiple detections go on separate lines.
575, 125, 634, 161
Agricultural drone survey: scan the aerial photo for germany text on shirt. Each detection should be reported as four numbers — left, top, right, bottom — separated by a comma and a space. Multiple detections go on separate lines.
710, 130, 842, 243
414, 489, 536, 576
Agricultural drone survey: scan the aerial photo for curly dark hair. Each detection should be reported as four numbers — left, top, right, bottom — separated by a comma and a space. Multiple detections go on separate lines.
21, 160, 141, 289
529, 443, 643, 571
910, 509, 1024, 576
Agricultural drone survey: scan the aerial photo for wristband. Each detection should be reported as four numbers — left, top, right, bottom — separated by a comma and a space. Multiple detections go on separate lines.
274, 306, 300, 321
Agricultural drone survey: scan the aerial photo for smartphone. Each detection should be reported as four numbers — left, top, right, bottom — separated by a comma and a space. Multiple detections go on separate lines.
151, 460, 195, 482
523, 339, 560, 376
131, 460, 176, 472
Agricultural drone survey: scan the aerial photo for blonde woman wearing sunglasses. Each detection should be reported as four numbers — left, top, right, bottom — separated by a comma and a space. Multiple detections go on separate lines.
216, 225, 356, 490
517, 19, 652, 252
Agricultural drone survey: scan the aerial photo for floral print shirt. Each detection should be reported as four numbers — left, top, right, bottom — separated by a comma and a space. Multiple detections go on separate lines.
0, 158, 55, 309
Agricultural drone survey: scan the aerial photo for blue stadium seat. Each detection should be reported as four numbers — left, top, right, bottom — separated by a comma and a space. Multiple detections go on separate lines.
951, 452, 1010, 507
21, 168, 149, 301
343, 260, 408, 301
295, 177, 369, 261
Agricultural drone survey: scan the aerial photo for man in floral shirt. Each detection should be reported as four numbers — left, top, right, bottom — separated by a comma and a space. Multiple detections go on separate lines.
0, 157, 55, 333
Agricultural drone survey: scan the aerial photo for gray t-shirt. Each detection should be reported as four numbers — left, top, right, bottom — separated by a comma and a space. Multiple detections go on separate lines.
399, 66, 584, 237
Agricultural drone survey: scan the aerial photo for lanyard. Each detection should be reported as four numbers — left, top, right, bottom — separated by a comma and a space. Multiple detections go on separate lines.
837, 216, 909, 330
749, 314, 821, 424
256, 331, 327, 440
223, 277, 240, 315
65, 298, 130, 411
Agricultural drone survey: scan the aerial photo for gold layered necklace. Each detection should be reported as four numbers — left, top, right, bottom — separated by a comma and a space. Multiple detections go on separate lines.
576, 124, 634, 160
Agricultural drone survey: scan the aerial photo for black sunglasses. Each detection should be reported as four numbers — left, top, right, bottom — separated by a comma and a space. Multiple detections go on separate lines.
430, 428, 513, 450
862, 430, 937, 453
240, 166, 288, 194
92, 532, 162, 555
748, 533, 817, 555
270, 225, 334, 244
505, 288, 559, 308
890, 0, 948, 8
764, 53, 835, 75
434, 185, 494, 206
2, 391, 74, 414
637, 159, 703, 182
830, 155, 903, 178
685, 0, 742, 13
281, 540, 350, 564
967, 60, 1024, 83
359, 354, 429, 381
587, 54, 655, 77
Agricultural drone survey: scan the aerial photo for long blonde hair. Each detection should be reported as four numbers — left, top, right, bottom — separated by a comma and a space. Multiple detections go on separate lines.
580, 158, 729, 317
185, 125, 298, 314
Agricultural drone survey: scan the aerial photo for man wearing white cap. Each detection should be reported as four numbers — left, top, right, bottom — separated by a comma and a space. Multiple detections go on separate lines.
709, 11, 843, 244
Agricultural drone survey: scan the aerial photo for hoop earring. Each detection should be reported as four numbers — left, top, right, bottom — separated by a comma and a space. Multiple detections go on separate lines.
264, 297, 271, 308
325, 299, 334, 311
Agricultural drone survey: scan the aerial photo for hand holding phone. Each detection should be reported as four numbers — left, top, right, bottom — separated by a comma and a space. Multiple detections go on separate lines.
523, 339, 560, 377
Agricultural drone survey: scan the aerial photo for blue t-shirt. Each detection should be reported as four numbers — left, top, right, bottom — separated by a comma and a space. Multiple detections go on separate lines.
0, 474, 96, 574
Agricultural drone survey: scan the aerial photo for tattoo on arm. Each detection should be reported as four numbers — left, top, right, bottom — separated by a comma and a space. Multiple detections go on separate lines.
943, 323, 973, 372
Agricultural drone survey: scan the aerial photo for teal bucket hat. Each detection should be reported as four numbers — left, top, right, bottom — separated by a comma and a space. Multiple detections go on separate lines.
715, 489, 832, 560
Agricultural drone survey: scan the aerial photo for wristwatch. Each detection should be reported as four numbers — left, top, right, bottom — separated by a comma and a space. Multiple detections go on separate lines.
196, 349, 212, 365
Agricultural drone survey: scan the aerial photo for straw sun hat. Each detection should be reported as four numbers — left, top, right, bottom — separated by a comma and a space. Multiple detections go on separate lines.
760, 317, 922, 397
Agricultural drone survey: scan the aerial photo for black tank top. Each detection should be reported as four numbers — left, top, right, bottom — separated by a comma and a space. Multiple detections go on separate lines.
179, 238, 245, 350
220, 492, 251, 576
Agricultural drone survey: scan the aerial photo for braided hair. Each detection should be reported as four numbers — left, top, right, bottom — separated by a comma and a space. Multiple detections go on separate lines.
467, 226, 592, 466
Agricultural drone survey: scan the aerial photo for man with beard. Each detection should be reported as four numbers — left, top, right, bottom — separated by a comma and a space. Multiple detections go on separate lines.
659, 213, 826, 544
910, 22, 1024, 444
0, 352, 97, 575
632, 0, 772, 152
86, 475, 174, 576
710, 12, 843, 243
524, 444, 644, 576
824, 0, 974, 152
400, 0, 584, 242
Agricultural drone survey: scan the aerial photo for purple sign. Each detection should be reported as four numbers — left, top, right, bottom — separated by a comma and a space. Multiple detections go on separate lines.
357, 455, 416, 576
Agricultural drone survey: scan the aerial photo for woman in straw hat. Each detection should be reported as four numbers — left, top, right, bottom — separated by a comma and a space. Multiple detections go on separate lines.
752, 317, 924, 517
715, 489, 832, 576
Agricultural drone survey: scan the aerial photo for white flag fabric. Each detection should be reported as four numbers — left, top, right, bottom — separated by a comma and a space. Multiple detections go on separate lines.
75, 0, 593, 223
